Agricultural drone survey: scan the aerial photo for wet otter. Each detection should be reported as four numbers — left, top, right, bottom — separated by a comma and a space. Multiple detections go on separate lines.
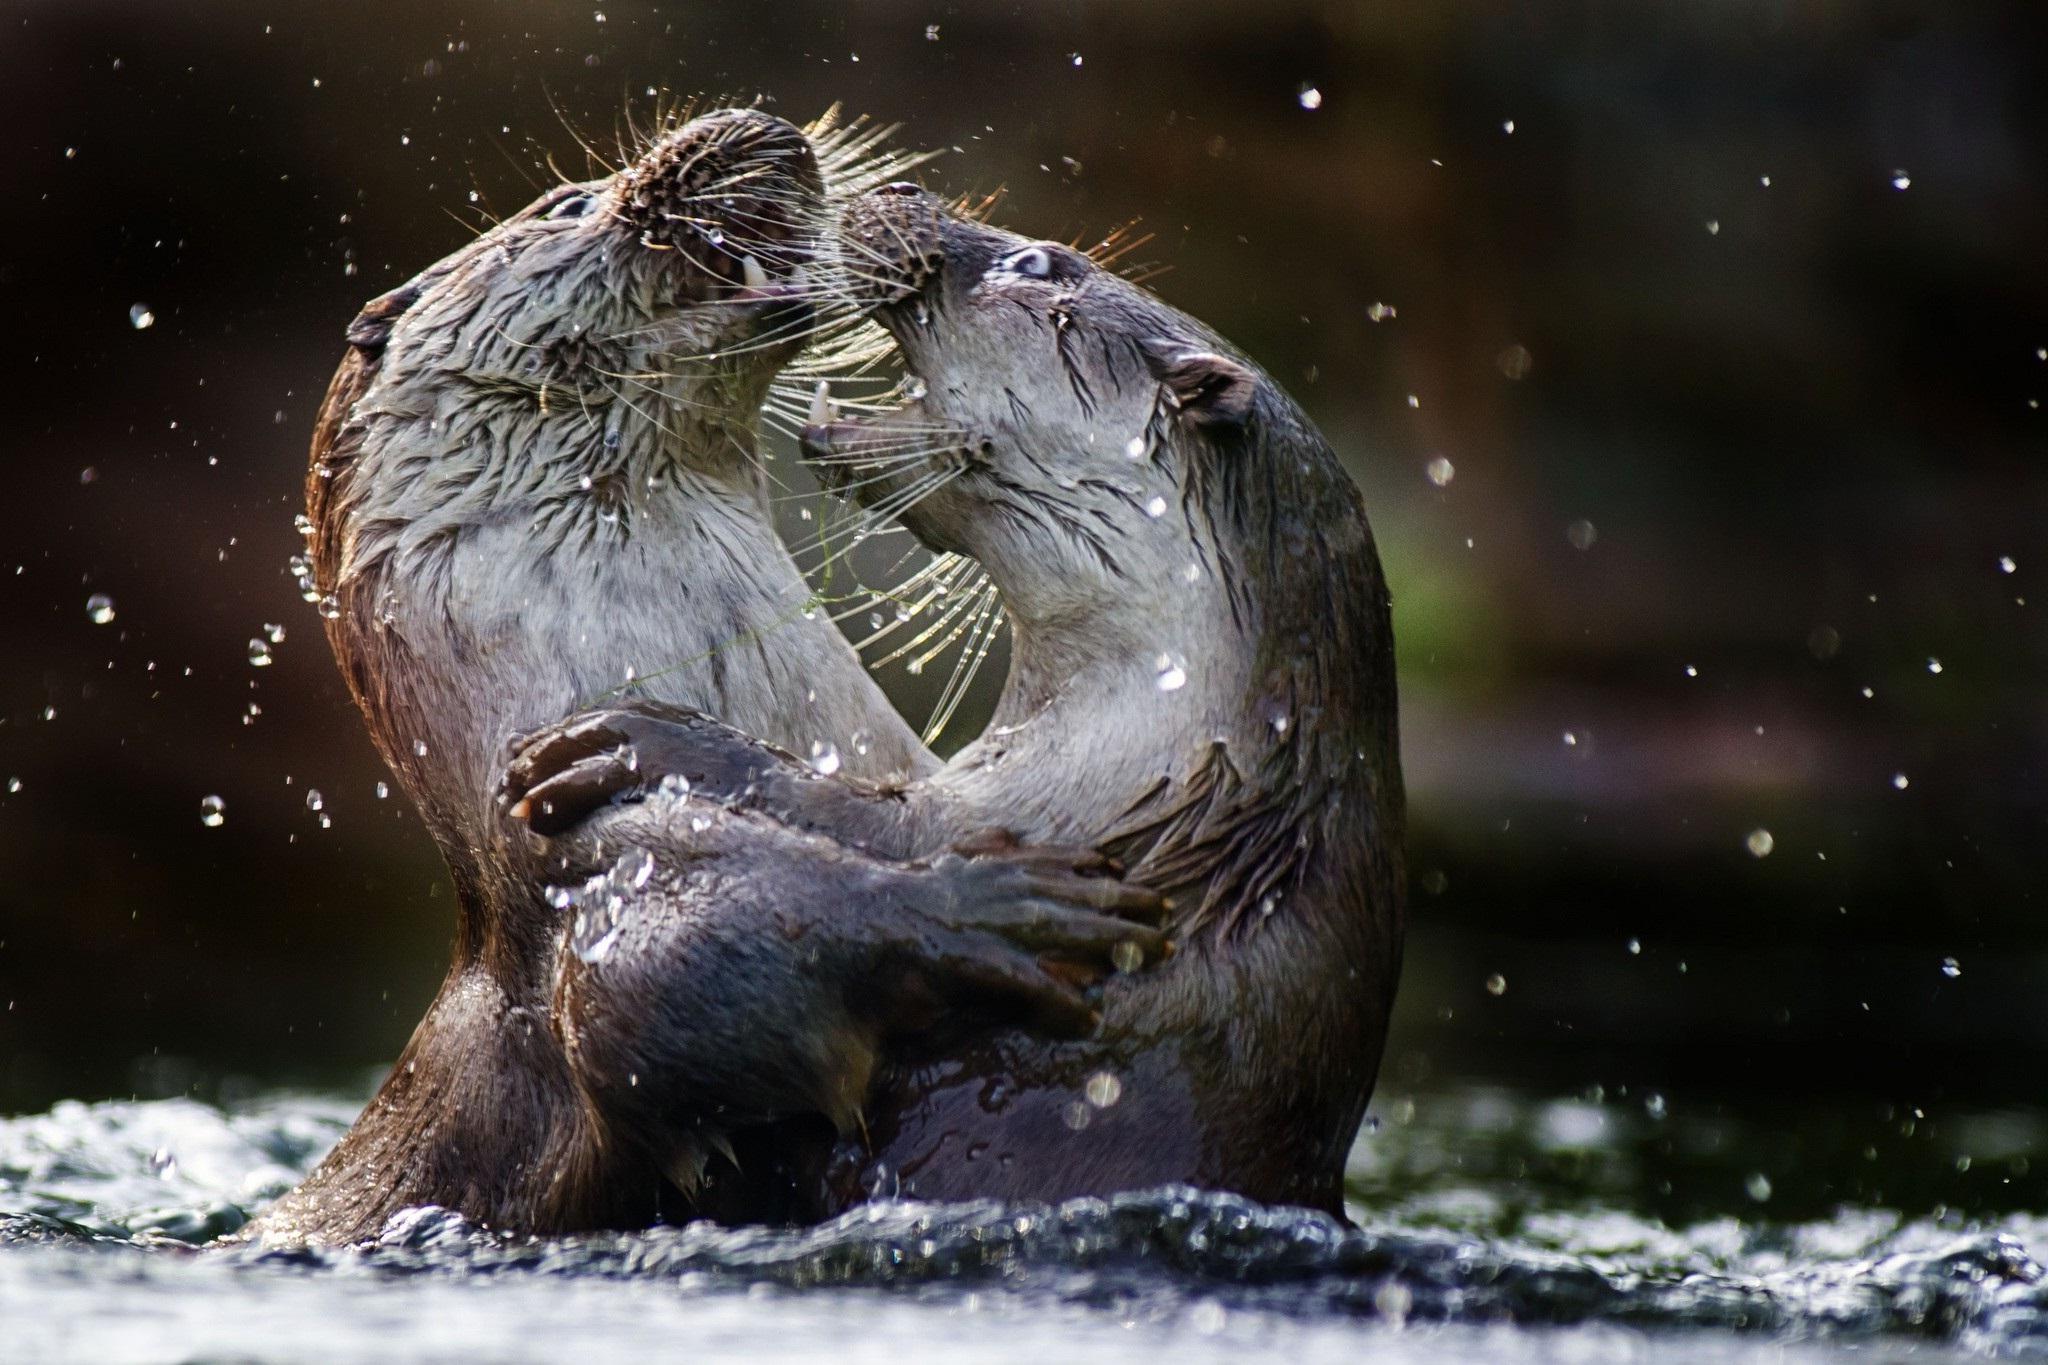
507, 183, 1405, 1214
248, 112, 1167, 1246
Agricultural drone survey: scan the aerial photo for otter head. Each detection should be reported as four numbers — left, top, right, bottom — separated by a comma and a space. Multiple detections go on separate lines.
313, 106, 825, 554
801, 183, 1329, 661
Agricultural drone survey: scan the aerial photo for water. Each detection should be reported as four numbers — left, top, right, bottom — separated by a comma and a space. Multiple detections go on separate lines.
6, 1083, 2044, 1362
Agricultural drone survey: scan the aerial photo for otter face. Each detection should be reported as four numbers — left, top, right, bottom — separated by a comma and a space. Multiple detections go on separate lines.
316, 107, 829, 593
802, 184, 1262, 626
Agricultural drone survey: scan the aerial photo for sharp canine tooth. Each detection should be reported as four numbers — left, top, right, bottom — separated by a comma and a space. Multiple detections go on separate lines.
809, 380, 832, 427
741, 254, 768, 289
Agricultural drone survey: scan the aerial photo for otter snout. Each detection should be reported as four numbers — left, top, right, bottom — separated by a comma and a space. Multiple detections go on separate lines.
837, 182, 949, 307
612, 108, 823, 289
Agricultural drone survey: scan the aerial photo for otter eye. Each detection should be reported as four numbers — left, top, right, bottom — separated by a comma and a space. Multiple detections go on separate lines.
546, 193, 596, 221
998, 245, 1054, 279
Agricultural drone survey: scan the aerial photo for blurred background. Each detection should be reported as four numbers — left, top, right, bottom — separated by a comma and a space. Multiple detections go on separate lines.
2, 1, 2044, 1223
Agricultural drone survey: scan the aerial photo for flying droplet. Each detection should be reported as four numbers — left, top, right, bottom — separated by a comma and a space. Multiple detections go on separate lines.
1425, 456, 1455, 487
1890, 169, 1911, 190
1745, 1172, 1773, 1202
1144, 495, 1167, 518
1891, 772, 1909, 790
1484, 973, 1507, 997
305, 789, 324, 812
1084, 1071, 1123, 1108
1154, 653, 1187, 692
247, 639, 273, 667
129, 303, 155, 330
199, 795, 226, 827
1566, 519, 1598, 550
86, 594, 116, 624
1296, 83, 1322, 111
925, 23, 940, 40
1926, 657, 1943, 675
1941, 956, 1961, 978
1746, 828, 1775, 858
1110, 940, 1144, 973
374, 781, 390, 799
1999, 555, 2017, 574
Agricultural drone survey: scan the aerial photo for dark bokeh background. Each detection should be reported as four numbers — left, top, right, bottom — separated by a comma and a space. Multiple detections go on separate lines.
3, 1, 2045, 1212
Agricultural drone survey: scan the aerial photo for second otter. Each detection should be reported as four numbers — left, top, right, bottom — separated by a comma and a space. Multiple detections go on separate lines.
508, 183, 1406, 1214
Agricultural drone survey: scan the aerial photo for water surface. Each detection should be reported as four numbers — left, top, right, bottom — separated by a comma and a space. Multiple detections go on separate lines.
7, 1082, 2041, 1362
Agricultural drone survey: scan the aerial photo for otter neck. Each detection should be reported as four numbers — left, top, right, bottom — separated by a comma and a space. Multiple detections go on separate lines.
335, 426, 932, 987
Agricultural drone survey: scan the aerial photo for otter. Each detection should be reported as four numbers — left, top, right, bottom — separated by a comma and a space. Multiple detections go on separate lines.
246, 112, 1167, 1246
504, 182, 1405, 1214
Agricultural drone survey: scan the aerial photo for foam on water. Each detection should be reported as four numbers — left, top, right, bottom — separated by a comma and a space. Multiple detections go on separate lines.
4, 1088, 2044, 1362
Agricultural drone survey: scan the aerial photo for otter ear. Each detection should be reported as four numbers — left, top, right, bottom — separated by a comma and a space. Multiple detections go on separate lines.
1140, 340, 1257, 428
345, 276, 426, 350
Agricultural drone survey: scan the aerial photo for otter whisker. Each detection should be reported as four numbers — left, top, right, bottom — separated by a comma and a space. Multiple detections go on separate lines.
921, 577, 1006, 745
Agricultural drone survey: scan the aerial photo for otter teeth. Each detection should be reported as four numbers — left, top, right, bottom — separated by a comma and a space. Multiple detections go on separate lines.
740, 254, 768, 289
808, 380, 837, 427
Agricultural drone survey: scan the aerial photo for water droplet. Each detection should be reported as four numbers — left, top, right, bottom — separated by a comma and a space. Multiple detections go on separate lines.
1181, 563, 1202, 583
129, 303, 155, 330
1941, 956, 1961, 978
247, 639, 273, 667
374, 781, 390, 799
1153, 653, 1187, 692
925, 23, 940, 40
1084, 1071, 1123, 1108
1926, 657, 1943, 674
1425, 456, 1455, 487
1484, 973, 1507, 996
1069, 51, 1083, 66
1705, 219, 1721, 236
1502, 118, 1516, 135
1562, 731, 1578, 747
1124, 435, 1148, 461
413, 739, 429, 757
1296, 83, 1322, 110
5, 778, 21, 794
1366, 301, 1397, 322
85, 594, 116, 624
1626, 937, 1641, 955
850, 729, 872, 757
1144, 495, 1167, 518
263, 622, 286, 644
305, 789, 324, 813
1746, 828, 1775, 858
1566, 519, 1598, 550
1999, 555, 2017, 574
1745, 1172, 1773, 1202
1644, 1092, 1667, 1119
1497, 344, 1534, 380
1110, 940, 1144, 973
199, 795, 226, 827
1060, 1100, 1092, 1130
1891, 772, 1910, 790
1890, 169, 1911, 190
1684, 665, 1699, 678
808, 741, 842, 776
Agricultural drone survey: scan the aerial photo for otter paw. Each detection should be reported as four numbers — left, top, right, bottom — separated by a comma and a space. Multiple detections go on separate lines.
501, 708, 676, 835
